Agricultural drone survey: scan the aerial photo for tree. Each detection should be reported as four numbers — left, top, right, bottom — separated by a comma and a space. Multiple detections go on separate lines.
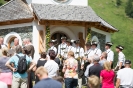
125, 0, 133, 18
116, 0, 121, 6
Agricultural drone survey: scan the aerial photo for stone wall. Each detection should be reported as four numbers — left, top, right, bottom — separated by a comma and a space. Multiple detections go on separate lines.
91, 31, 106, 51
0, 26, 32, 41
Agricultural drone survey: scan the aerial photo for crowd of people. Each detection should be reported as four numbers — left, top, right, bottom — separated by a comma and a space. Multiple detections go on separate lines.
0, 36, 133, 88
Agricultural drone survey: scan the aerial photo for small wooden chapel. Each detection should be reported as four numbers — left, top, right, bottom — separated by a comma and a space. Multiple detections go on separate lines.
0, 0, 118, 61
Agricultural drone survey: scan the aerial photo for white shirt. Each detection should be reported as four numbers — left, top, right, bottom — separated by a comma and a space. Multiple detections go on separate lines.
58, 43, 67, 56
84, 63, 94, 77
117, 68, 133, 86
117, 52, 125, 66
64, 45, 74, 58
44, 60, 59, 78
48, 46, 57, 54
1, 44, 7, 48
74, 46, 84, 58
84, 49, 93, 59
0, 81, 8, 88
106, 49, 114, 62
91, 48, 102, 57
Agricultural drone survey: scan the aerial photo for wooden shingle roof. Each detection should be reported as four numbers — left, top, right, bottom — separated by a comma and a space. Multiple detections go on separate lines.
32, 4, 118, 32
0, 0, 34, 25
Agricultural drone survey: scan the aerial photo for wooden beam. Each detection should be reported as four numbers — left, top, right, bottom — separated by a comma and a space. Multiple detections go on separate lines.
39, 20, 98, 27
0, 18, 34, 26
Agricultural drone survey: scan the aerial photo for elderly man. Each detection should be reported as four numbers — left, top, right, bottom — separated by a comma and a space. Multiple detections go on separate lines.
12, 38, 19, 49
0, 37, 7, 48
23, 38, 35, 59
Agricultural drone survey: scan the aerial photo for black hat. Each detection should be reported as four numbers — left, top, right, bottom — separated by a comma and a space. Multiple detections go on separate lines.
91, 41, 98, 45
74, 40, 80, 44
116, 45, 124, 50
66, 39, 71, 43
106, 42, 113, 46
61, 36, 66, 40
85, 42, 91, 46
125, 60, 131, 64
48, 39, 57, 43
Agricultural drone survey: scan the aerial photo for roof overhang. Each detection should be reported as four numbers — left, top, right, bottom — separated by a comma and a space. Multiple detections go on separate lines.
32, 4, 118, 33
0, 17, 34, 26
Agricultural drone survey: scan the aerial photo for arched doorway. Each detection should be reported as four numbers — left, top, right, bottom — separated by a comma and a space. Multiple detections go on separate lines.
4, 32, 22, 49
8, 37, 16, 49
51, 32, 69, 47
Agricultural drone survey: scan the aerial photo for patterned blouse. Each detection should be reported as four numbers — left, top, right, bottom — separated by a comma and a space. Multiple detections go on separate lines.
63, 57, 78, 79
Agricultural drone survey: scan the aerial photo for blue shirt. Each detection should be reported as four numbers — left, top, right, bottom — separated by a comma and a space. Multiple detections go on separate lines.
9, 53, 32, 78
33, 78, 62, 88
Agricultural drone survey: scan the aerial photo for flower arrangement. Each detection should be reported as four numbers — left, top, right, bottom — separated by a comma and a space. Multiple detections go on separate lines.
86, 28, 91, 42
46, 26, 50, 51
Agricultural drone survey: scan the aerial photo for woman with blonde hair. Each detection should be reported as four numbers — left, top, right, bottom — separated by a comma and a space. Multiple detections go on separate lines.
0, 47, 12, 88
62, 51, 78, 88
88, 75, 100, 88
100, 61, 115, 88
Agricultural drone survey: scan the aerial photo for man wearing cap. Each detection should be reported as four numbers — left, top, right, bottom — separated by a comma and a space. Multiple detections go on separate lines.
116, 60, 133, 88
73, 40, 84, 63
48, 40, 57, 55
91, 41, 102, 57
73, 40, 84, 88
105, 42, 114, 68
114, 45, 125, 70
57, 36, 67, 59
84, 42, 93, 61
64, 39, 74, 59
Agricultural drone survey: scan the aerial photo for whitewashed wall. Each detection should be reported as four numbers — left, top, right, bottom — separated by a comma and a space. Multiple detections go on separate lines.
27, 0, 88, 6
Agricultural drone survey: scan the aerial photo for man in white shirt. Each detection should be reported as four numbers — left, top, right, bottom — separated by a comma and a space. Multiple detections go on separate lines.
105, 42, 114, 68
116, 60, 133, 88
48, 40, 57, 54
73, 40, 84, 61
64, 39, 74, 59
0, 37, 7, 48
84, 42, 93, 61
57, 36, 67, 59
114, 45, 125, 70
73, 40, 84, 88
91, 41, 102, 57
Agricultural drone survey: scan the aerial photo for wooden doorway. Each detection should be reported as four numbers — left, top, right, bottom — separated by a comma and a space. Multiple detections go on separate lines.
51, 32, 69, 47
8, 37, 16, 49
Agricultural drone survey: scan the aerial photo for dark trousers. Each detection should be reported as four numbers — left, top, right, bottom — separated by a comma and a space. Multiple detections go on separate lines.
65, 78, 78, 88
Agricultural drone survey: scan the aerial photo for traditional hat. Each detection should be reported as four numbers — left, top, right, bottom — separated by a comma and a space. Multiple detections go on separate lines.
66, 39, 71, 43
125, 60, 131, 64
85, 42, 91, 46
106, 42, 113, 46
116, 45, 124, 50
61, 36, 66, 40
91, 41, 98, 45
48, 39, 57, 43
74, 40, 80, 44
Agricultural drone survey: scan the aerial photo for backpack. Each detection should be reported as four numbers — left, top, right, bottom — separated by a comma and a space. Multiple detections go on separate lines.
16, 55, 27, 74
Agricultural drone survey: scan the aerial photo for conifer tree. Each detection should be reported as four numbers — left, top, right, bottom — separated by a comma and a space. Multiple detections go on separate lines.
116, 0, 121, 6
125, 0, 133, 18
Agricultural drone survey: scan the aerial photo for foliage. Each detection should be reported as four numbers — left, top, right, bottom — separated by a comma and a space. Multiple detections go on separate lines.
0, 0, 6, 6
86, 28, 91, 43
125, 0, 133, 18
116, 0, 121, 6
46, 26, 50, 51
89, 0, 133, 67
